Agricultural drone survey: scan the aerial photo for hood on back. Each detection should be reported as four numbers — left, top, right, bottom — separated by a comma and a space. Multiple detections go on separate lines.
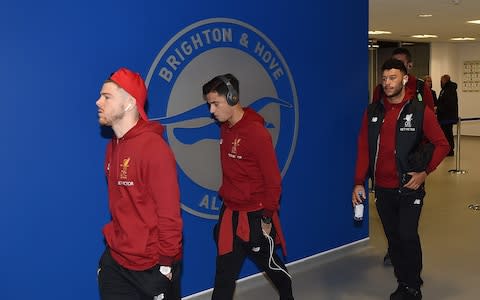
448, 81, 457, 90
404, 86, 417, 102
120, 119, 165, 140
242, 107, 265, 125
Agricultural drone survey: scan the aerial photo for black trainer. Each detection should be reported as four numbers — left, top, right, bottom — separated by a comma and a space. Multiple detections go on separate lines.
403, 286, 422, 300
390, 284, 422, 300
389, 284, 405, 300
390, 282, 411, 300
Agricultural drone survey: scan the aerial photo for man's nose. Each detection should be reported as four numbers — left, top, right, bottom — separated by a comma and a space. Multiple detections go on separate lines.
209, 105, 215, 114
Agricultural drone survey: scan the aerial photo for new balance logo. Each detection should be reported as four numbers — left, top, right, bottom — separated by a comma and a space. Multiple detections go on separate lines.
154, 293, 164, 300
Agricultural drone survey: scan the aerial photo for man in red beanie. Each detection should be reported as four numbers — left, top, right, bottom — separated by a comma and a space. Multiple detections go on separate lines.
96, 67, 183, 300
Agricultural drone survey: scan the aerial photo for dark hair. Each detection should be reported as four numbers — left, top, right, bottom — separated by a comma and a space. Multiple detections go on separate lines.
392, 47, 412, 62
441, 74, 451, 82
202, 73, 239, 99
381, 58, 408, 75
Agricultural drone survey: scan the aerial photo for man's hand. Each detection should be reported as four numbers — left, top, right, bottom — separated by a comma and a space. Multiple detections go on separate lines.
261, 220, 272, 236
159, 266, 173, 280
352, 185, 366, 206
403, 171, 427, 190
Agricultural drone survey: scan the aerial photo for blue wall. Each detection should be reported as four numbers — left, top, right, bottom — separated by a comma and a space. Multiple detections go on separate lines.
0, 0, 368, 298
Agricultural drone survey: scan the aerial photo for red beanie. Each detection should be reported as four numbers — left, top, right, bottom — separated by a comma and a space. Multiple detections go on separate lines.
109, 68, 148, 121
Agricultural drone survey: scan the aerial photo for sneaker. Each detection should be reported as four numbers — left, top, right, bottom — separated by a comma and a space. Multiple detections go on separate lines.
403, 286, 422, 299
389, 284, 406, 300
390, 284, 422, 300
384, 252, 392, 266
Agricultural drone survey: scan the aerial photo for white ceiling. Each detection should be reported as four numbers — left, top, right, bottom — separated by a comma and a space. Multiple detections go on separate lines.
369, 0, 480, 43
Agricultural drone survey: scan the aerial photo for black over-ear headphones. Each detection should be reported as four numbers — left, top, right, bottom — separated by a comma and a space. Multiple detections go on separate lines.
218, 75, 239, 106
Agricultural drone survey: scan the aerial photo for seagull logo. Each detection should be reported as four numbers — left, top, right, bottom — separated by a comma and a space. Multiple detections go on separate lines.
151, 97, 293, 145
145, 18, 299, 219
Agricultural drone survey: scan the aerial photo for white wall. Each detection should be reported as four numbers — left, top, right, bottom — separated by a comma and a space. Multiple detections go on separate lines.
431, 42, 480, 136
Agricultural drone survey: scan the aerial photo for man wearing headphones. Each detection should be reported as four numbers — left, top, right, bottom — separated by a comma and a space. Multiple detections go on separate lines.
202, 74, 294, 300
96, 67, 183, 300
353, 59, 449, 299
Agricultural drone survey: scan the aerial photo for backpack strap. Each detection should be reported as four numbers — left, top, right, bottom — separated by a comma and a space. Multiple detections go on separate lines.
416, 78, 425, 102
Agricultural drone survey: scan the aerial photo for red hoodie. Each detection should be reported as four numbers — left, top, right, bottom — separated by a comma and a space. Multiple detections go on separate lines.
219, 108, 281, 215
217, 108, 287, 256
103, 119, 182, 270
355, 91, 450, 188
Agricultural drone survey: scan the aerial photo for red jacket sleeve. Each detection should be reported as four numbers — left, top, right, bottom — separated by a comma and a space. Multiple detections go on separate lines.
251, 125, 282, 217
354, 111, 370, 185
423, 107, 450, 173
145, 139, 182, 265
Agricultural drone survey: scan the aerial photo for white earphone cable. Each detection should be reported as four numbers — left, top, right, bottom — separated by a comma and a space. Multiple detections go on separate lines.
263, 230, 292, 279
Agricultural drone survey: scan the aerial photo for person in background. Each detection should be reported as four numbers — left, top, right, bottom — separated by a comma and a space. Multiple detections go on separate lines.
437, 74, 459, 156
353, 59, 449, 300
202, 73, 294, 300
423, 75, 438, 107
96, 67, 183, 300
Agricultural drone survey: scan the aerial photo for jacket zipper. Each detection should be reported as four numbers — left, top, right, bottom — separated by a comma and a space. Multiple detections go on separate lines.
394, 100, 410, 188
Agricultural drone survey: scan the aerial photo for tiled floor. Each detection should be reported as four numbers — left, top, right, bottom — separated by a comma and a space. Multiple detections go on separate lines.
188, 136, 480, 300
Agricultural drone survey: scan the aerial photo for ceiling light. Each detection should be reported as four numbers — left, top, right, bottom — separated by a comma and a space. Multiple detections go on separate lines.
368, 30, 391, 35
467, 20, 480, 24
450, 37, 476, 41
411, 34, 438, 38
418, 14, 433, 18
368, 44, 379, 48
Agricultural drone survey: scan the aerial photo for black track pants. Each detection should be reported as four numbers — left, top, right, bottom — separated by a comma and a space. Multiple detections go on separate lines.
98, 248, 181, 300
375, 187, 424, 290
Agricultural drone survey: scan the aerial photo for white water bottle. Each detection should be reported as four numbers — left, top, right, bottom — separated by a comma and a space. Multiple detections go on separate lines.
354, 192, 365, 221
354, 203, 364, 221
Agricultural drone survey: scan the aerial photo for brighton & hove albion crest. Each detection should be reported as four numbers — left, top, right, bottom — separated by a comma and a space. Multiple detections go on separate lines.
145, 18, 298, 219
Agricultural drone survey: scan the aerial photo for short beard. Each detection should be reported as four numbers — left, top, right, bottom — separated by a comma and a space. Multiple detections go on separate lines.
98, 111, 124, 127
98, 116, 109, 126
384, 85, 403, 99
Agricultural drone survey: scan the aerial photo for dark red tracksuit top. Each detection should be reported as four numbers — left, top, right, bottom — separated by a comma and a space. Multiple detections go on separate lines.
355, 92, 450, 188
217, 108, 287, 256
219, 108, 281, 215
103, 119, 182, 270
